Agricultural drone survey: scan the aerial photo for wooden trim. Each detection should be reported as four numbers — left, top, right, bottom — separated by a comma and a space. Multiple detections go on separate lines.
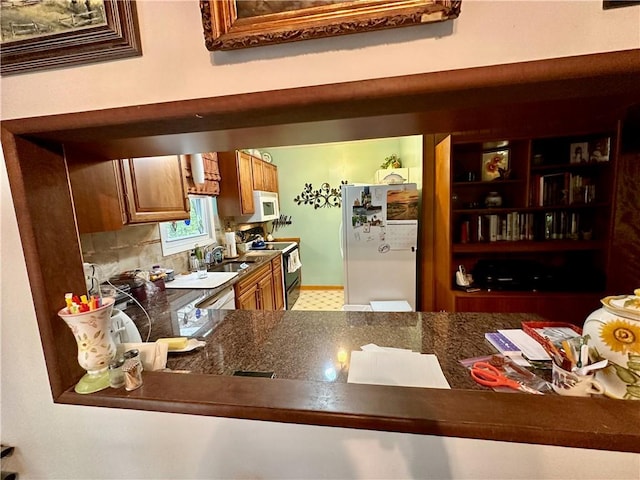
434, 135, 453, 311
4, 50, 639, 143
1, 131, 87, 398
58, 372, 639, 453
419, 134, 437, 310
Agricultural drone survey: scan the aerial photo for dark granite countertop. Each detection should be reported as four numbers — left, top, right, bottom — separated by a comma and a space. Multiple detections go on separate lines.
125, 283, 547, 390
127, 249, 281, 338
91, 288, 640, 453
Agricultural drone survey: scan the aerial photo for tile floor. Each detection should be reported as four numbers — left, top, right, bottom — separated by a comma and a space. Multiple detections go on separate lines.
291, 289, 345, 311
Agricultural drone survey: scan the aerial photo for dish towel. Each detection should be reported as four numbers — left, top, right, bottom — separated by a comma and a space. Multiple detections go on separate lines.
288, 250, 302, 273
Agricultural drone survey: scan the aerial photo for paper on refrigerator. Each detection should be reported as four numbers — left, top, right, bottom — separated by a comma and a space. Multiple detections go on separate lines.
347, 345, 450, 389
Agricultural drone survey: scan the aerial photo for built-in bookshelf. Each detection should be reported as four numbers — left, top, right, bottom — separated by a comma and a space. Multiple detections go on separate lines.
434, 130, 616, 325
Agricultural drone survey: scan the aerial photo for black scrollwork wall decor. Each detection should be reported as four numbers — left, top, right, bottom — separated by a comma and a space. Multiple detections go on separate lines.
294, 181, 348, 209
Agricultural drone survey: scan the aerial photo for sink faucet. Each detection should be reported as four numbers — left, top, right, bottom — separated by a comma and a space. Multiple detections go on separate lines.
206, 245, 225, 264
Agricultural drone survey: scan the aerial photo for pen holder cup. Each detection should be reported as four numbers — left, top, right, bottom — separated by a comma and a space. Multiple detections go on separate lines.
551, 363, 604, 397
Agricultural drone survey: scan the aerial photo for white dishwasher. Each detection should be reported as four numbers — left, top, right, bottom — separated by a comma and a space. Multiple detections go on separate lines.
197, 286, 236, 310
173, 286, 235, 338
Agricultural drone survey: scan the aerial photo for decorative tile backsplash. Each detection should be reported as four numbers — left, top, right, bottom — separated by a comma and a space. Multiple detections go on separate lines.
80, 224, 190, 283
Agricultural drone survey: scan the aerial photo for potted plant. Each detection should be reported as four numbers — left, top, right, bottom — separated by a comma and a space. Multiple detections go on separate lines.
380, 154, 401, 169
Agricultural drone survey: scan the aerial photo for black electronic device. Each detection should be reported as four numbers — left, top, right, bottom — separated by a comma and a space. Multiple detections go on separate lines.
472, 259, 550, 291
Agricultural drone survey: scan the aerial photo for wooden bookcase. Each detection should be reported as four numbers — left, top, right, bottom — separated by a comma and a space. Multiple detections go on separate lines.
435, 128, 617, 325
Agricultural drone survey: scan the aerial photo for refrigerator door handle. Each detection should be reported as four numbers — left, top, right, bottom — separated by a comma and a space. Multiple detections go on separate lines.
339, 222, 343, 259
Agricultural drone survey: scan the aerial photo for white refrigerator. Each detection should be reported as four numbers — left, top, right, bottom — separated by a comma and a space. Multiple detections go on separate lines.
341, 183, 419, 311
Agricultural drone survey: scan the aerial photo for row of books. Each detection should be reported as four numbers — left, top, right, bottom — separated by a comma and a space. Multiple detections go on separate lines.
530, 172, 596, 207
458, 211, 589, 243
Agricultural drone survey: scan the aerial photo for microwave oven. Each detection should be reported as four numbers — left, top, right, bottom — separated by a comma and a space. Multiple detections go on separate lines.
239, 190, 279, 223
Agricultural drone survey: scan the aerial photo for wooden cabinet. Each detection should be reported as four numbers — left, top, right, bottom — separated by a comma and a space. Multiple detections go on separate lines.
217, 151, 255, 216
236, 282, 260, 310
217, 150, 279, 218
434, 128, 617, 325
68, 156, 128, 233
234, 256, 285, 310
251, 156, 264, 191
252, 156, 278, 192
234, 262, 273, 310
257, 270, 275, 311
68, 152, 190, 233
120, 156, 191, 223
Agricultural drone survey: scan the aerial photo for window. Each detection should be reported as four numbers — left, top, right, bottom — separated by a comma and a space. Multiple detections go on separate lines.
159, 196, 216, 256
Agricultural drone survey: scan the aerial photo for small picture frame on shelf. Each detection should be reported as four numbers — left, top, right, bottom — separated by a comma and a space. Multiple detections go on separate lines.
569, 142, 589, 164
589, 137, 611, 162
481, 149, 510, 182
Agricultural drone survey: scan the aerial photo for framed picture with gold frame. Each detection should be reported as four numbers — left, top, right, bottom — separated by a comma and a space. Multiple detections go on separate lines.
199, 0, 462, 51
0, 0, 141, 76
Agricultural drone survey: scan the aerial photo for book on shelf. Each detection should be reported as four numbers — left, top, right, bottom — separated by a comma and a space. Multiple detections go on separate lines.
544, 211, 581, 240
531, 172, 595, 207
485, 212, 534, 242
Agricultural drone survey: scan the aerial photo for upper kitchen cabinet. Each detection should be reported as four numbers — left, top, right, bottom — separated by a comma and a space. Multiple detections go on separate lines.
120, 155, 191, 223
68, 152, 191, 233
68, 155, 128, 233
251, 156, 278, 193
217, 150, 279, 217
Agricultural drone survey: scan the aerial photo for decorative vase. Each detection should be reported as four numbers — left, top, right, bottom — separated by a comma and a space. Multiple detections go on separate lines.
582, 289, 640, 400
58, 297, 117, 394
484, 191, 503, 208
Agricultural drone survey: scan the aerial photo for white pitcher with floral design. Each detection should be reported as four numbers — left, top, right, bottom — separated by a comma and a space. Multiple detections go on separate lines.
58, 297, 117, 394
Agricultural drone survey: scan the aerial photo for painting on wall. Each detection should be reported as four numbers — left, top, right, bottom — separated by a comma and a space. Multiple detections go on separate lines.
199, 0, 462, 51
602, 1, 640, 9
1, 0, 141, 76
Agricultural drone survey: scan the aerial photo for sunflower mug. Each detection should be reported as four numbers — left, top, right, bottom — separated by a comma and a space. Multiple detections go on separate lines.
583, 292, 640, 400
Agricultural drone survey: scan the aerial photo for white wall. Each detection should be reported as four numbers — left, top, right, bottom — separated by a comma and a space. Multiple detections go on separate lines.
2, 1, 639, 478
2, 1, 639, 119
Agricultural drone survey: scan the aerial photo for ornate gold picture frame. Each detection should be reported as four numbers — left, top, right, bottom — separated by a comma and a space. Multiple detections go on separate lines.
200, 0, 461, 51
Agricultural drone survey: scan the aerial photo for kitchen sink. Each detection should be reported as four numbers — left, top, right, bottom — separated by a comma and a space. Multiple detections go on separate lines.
208, 260, 255, 273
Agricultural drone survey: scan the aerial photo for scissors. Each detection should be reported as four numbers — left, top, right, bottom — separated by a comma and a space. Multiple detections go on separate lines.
471, 362, 543, 395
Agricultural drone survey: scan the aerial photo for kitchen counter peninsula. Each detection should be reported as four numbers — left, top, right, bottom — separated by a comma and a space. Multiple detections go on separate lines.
71, 295, 639, 453
163, 310, 536, 389
126, 285, 535, 388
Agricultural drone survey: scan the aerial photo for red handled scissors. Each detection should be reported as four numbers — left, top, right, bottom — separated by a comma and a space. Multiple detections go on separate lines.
471, 362, 543, 395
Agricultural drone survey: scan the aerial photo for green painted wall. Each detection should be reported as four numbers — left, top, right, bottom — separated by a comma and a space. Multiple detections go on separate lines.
262, 136, 422, 286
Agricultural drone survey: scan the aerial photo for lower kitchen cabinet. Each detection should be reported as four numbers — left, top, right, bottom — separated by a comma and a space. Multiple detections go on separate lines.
236, 282, 260, 310
234, 257, 285, 310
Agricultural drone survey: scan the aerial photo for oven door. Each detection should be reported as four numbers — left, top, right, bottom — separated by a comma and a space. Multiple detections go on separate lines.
283, 245, 301, 309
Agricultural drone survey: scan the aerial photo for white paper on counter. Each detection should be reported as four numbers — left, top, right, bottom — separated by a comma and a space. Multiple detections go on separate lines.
498, 329, 551, 361
347, 349, 450, 389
